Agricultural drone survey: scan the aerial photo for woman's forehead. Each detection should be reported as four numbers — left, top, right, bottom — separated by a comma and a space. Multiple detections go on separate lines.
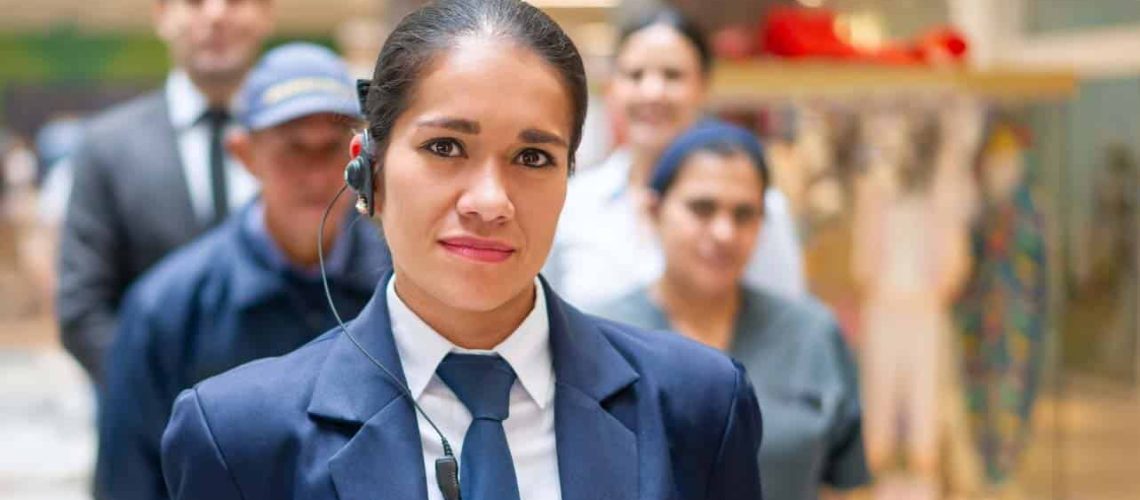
617, 24, 700, 67
673, 152, 766, 193
399, 38, 574, 138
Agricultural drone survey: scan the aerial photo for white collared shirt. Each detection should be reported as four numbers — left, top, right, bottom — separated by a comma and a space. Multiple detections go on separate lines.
546, 149, 807, 309
388, 277, 562, 500
165, 70, 258, 224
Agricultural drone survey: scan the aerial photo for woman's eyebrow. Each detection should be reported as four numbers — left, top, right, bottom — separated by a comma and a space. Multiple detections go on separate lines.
416, 117, 480, 134
520, 128, 567, 147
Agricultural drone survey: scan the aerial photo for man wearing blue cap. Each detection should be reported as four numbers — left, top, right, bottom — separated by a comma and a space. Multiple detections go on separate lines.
94, 43, 391, 500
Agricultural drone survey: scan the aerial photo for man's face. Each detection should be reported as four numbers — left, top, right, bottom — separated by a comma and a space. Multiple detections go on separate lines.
237, 114, 356, 244
154, 0, 274, 85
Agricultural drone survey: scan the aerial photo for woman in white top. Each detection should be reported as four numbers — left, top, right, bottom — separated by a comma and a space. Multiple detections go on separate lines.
545, 8, 806, 308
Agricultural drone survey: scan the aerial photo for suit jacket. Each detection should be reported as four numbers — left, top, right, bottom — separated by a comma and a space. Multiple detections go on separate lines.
96, 204, 391, 500
161, 275, 765, 500
58, 90, 205, 382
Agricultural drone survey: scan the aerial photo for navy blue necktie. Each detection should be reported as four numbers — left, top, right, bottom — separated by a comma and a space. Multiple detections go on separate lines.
436, 353, 521, 500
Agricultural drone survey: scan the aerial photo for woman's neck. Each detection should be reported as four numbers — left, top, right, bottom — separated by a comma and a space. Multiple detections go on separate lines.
394, 271, 536, 350
652, 273, 741, 351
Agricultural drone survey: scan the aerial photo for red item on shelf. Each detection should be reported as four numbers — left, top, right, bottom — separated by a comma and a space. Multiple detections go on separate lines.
759, 7, 859, 59
756, 7, 970, 66
916, 27, 969, 64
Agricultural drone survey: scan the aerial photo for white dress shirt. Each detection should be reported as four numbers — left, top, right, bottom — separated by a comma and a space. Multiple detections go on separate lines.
165, 71, 258, 224
388, 277, 562, 500
546, 149, 808, 309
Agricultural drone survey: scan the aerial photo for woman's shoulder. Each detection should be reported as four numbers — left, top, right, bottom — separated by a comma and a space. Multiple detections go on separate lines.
741, 287, 840, 341
587, 287, 660, 328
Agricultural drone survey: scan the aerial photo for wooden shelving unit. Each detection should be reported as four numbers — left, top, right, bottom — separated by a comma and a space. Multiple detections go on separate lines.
709, 60, 1078, 104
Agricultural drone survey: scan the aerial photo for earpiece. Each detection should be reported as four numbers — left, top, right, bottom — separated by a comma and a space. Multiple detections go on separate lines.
345, 78, 376, 216
345, 129, 375, 216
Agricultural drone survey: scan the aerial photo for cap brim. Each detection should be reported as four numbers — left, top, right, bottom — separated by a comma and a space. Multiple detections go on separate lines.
245, 94, 362, 131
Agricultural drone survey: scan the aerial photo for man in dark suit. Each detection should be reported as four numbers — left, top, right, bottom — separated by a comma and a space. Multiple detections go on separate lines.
57, 0, 275, 382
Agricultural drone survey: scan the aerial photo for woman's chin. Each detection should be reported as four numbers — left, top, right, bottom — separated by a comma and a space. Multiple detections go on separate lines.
431, 271, 534, 313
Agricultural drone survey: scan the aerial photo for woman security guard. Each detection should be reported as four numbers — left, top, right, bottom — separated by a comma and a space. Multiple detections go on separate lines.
159, 1, 762, 499
596, 120, 871, 500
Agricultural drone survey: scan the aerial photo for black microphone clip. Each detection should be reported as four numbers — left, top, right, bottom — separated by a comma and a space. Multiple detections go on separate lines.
435, 456, 461, 500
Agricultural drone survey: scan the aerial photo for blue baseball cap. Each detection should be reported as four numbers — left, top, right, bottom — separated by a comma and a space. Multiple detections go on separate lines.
236, 42, 361, 131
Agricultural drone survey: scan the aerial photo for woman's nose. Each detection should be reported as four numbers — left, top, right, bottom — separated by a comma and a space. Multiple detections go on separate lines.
456, 162, 514, 224
709, 213, 737, 242
639, 73, 667, 100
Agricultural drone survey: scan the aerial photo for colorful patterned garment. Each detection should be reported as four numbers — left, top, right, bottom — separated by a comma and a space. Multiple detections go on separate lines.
954, 183, 1048, 485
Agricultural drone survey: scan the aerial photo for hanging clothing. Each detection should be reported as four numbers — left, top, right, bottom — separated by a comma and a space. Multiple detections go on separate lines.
954, 185, 1048, 484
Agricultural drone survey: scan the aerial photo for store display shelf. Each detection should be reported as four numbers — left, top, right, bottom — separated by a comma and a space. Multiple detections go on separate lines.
710, 60, 1078, 104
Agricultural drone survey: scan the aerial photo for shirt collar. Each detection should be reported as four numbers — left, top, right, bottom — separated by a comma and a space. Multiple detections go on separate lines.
242, 199, 355, 282
165, 70, 239, 130
388, 276, 554, 409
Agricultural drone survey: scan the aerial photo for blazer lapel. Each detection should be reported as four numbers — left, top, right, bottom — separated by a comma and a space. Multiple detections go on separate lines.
543, 281, 643, 500
307, 274, 430, 500
151, 93, 202, 234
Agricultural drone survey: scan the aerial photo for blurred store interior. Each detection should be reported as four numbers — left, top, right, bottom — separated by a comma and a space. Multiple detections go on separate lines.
3, 0, 1140, 498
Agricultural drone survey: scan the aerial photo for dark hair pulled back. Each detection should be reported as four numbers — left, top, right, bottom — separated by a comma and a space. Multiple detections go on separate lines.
364, 0, 588, 172
617, 7, 712, 76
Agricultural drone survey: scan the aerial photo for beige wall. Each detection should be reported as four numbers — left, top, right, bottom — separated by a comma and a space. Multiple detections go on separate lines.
0, 0, 382, 33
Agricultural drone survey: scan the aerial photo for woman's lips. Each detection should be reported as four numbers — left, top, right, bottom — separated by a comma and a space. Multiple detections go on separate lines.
439, 237, 516, 263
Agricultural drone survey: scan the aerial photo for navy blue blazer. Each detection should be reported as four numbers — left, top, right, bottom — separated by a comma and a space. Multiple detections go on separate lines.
161, 275, 764, 499
97, 205, 391, 500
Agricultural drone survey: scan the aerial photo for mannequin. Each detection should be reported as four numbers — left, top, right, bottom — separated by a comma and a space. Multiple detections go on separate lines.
853, 104, 974, 498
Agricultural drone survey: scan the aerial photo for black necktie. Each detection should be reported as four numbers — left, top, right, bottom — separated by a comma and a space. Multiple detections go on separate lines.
203, 108, 230, 226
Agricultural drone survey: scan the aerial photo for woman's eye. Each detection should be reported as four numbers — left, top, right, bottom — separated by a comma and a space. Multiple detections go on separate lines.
663, 68, 685, 82
423, 139, 464, 158
733, 206, 760, 225
686, 199, 717, 219
516, 148, 554, 168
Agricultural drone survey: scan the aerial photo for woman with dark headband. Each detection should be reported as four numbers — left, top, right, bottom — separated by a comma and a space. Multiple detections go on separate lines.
598, 119, 871, 500
159, 1, 762, 499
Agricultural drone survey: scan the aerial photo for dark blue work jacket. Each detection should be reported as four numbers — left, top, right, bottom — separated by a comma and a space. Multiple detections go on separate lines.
158, 273, 764, 500
95, 202, 391, 500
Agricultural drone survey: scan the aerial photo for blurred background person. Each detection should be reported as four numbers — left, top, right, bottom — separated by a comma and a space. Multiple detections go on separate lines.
96, 43, 390, 500
545, 7, 806, 309
57, 0, 275, 384
596, 119, 869, 500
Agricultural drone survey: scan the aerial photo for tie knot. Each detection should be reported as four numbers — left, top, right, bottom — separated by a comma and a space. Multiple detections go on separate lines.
436, 353, 516, 421
200, 108, 229, 127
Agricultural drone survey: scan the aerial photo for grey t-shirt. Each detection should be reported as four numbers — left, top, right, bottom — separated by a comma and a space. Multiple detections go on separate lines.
592, 287, 870, 500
